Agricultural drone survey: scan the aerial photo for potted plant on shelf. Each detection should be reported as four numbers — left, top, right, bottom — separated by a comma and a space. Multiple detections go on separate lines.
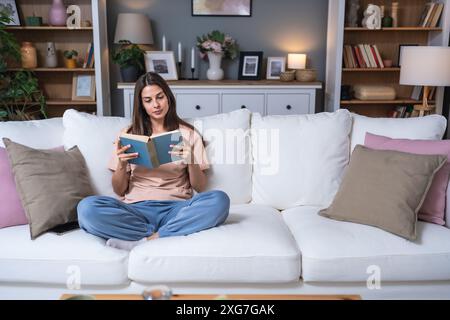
0, 10, 46, 121
111, 40, 145, 82
63, 50, 78, 68
196, 30, 238, 80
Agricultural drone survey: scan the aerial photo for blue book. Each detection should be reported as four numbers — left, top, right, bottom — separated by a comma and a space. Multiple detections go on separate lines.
119, 130, 183, 169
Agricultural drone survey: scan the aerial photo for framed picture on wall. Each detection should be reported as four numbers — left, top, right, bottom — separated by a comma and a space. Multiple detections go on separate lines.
72, 73, 96, 101
145, 51, 178, 80
192, 0, 252, 17
238, 51, 263, 80
266, 57, 286, 80
0, 0, 21, 26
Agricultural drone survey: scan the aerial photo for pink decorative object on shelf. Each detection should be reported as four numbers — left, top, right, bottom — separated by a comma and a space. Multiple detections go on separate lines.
49, 0, 67, 26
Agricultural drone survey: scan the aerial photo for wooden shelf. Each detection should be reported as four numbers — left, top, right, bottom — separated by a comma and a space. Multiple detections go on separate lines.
342, 68, 401, 72
344, 27, 442, 31
341, 99, 434, 105
46, 99, 96, 105
5, 26, 93, 31
9, 68, 95, 72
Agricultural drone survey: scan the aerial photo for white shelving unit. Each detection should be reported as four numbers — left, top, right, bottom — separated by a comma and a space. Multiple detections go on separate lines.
325, 0, 450, 117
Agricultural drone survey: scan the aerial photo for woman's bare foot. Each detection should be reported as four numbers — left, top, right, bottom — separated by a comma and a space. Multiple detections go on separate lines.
147, 232, 159, 241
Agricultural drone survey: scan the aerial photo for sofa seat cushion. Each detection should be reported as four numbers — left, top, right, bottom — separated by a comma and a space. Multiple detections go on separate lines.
0, 225, 129, 286
282, 206, 450, 282
128, 204, 300, 283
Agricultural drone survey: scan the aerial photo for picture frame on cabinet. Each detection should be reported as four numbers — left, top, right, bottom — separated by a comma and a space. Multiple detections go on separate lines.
192, 0, 252, 17
266, 57, 286, 80
238, 51, 263, 80
72, 73, 96, 101
0, 0, 21, 26
145, 51, 178, 80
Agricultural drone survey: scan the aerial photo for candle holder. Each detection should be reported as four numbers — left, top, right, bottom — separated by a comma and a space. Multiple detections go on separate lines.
189, 67, 199, 80
177, 62, 185, 80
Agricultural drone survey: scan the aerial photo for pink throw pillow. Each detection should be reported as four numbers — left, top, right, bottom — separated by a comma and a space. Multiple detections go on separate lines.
0, 147, 28, 228
364, 133, 450, 225
0, 145, 65, 229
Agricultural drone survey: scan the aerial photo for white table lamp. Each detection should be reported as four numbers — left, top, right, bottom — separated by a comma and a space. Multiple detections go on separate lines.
114, 13, 154, 45
400, 46, 450, 116
287, 53, 306, 70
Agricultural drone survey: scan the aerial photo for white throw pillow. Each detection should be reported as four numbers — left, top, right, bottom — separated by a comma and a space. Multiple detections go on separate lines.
350, 113, 447, 151
185, 108, 252, 204
63, 109, 131, 196
251, 110, 352, 210
0, 118, 64, 149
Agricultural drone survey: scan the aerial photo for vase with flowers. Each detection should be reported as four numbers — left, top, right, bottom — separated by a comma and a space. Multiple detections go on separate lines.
196, 30, 238, 80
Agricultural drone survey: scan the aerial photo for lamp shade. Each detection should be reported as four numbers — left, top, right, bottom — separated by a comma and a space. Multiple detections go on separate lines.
400, 46, 450, 86
287, 53, 306, 69
114, 13, 154, 44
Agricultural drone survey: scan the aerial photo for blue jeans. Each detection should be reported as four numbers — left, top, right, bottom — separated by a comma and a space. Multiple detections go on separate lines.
77, 190, 230, 241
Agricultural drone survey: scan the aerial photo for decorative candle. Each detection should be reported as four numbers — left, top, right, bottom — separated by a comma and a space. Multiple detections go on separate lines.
162, 35, 166, 51
178, 42, 182, 62
191, 47, 195, 68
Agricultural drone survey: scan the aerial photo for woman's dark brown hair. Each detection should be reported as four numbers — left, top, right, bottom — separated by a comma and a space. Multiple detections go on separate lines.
128, 72, 194, 136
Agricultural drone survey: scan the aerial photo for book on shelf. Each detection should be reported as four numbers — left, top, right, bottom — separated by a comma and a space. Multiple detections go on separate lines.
82, 43, 92, 68
419, 2, 436, 27
429, 3, 444, 27
343, 44, 384, 68
83, 43, 94, 69
390, 106, 415, 118
410, 86, 422, 100
410, 86, 436, 100
419, 2, 445, 27
119, 130, 183, 169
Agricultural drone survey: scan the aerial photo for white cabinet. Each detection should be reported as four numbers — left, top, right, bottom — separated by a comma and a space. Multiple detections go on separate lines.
118, 81, 322, 119
222, 94, 265, 114
175, 94, 220, 118
267, 94, 311, 115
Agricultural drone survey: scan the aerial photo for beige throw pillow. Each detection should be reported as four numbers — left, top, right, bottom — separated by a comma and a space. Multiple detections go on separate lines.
319, 145, 447, 241
3, 138, 95, 239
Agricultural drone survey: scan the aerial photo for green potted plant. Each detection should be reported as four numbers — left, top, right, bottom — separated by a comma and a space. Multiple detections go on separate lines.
63, 50, 78, 68
0, 10, 46, 121
111, 40, 145, 82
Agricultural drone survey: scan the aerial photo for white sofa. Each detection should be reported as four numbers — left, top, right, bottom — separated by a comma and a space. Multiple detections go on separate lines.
1, 109, 450, 300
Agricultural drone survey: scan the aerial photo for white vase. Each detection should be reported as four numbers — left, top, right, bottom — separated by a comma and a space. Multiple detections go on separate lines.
206, 52, 224, 80
45, 42, 58, 68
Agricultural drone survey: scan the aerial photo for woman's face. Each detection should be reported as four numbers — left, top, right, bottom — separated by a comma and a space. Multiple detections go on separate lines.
141, 84, 169, 121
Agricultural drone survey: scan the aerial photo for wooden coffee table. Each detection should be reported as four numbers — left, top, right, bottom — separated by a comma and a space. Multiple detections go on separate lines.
61, 293, 361, 300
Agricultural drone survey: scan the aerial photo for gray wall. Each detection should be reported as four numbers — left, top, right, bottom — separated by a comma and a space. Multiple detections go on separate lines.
107, 0, 329, 116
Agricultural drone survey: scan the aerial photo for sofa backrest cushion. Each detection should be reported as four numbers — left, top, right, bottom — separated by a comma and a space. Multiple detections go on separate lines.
350, 113, 447, 151
63, 109, 131, 196
251, 110, 352, 210
3, 139, 95, 240
0, 118, 64, 149
184, 108, 252, 204
63, 109, 252, 204
365, 132, 450, 226
0, 147, 28, 229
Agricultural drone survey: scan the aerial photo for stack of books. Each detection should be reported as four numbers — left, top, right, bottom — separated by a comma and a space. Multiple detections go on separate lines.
82, 42, 95, 69
418, 2, 445, 27
389, 106, 417, 118
343, 44, 384, 69
410, 86, 436, 101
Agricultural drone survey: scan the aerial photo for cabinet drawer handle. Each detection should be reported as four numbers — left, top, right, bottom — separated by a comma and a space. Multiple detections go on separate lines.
241, 105, 246, 109
286, 105, 292, 110
195, 105, 201, 110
